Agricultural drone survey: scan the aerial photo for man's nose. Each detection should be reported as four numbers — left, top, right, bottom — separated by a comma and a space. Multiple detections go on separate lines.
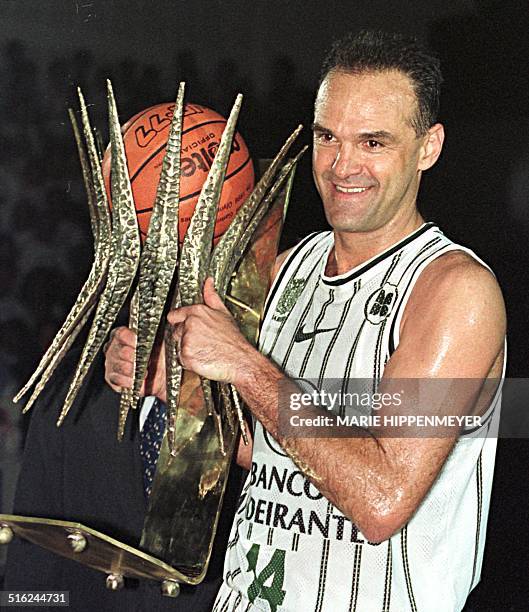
331, 144, 362, 179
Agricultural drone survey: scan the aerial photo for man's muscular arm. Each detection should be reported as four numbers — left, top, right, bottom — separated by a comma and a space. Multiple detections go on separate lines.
169, 251, 506, 542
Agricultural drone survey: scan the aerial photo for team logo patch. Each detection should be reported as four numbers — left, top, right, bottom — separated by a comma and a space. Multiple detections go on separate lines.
365, 283, 398, 324
272, 278, 306, 321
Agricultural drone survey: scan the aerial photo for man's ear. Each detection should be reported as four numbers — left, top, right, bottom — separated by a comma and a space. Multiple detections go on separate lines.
418, 123, 445, 171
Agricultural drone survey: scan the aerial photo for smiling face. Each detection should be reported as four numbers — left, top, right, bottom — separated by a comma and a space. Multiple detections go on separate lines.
312, 69, 444, 236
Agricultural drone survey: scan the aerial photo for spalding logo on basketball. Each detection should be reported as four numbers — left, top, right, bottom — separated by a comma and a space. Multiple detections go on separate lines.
103, 102, 255, 243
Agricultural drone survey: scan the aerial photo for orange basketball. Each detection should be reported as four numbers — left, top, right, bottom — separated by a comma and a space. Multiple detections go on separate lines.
103, 102, 254, 243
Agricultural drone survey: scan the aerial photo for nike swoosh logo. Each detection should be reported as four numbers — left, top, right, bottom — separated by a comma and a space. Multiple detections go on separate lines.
294, 325, 338, 343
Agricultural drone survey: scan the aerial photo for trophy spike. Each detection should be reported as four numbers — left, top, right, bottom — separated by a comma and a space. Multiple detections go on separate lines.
21, 309, 93, 414
56, 80, 141, 426
199, 127, 305, 447
165, 93, 243, 446
117, 286, 140, 440
165, 289, 183, 457
77, 87, 112, 242
13, 91, 113, 408
209, 125, 304, 299
177, 93, 243, 305
68, 107, 99, 244
218, 145, 307, 301
230, 386, 248, 443
130, 82, 185, 410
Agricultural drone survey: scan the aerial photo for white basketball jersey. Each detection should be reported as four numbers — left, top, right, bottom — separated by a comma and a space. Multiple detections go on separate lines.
215, 223, 503, 612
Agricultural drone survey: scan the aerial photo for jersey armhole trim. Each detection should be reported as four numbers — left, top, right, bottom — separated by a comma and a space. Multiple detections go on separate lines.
388, 245, 495, 355
460, 339, 506, 436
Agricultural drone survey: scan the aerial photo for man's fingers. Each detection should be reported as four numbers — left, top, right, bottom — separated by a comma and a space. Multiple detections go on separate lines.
104, 326, 138, 394
104, 326, 137, 354
203, 277, 229, 312
115, 357, 135, 378
166, 278, 228, 326
107, 372, 133, 390
114, 326, 137, 348
105, 341, 135, 367
119, 345, 136, 364
167, 307, 191, 325
106, 356, 134, 385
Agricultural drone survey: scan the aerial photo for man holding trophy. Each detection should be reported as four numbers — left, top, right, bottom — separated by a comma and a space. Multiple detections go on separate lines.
107, 30, 506, 612
4, 29, 505, 612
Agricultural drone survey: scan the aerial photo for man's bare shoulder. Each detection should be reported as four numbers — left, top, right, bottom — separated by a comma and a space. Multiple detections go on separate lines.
405, 249, 505, 317
396, 249, 506, 378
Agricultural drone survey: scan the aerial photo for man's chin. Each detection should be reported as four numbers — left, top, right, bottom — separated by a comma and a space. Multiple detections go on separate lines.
325, 213, 373, 234
323, 200, 375, 232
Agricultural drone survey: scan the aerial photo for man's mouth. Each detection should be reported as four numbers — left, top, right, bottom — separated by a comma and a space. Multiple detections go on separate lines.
334, 185, 370, 194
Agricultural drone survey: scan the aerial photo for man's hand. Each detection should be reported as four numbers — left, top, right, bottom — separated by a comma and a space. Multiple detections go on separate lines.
104, 327, 166, 399
168, 277, 259, 384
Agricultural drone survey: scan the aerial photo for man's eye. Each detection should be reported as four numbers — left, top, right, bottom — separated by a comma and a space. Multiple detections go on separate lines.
366, 139, 382, 149
315, 132, 335, 143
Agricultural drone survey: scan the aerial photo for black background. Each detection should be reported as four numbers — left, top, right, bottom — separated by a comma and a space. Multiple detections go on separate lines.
1, 1, 528, 610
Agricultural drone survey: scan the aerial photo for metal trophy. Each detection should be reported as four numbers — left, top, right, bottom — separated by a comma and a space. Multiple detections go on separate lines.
2, 81, 305, 596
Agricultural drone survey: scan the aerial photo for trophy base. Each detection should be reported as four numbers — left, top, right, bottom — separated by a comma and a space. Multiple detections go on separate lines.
0, 514, 198, 596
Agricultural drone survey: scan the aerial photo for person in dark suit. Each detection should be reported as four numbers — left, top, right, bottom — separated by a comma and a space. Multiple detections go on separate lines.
3, 347, 244, 612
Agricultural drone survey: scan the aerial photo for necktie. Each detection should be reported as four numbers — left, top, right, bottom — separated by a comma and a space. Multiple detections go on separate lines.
139, 398, 167, 497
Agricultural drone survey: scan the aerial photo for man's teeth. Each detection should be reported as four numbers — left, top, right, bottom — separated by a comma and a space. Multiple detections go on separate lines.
335, 185, 368, 193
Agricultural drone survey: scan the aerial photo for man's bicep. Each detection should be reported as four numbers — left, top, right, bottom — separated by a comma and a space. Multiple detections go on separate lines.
377, 254, 504, 468
367, 253, 506, 534
385, 252, 506, 381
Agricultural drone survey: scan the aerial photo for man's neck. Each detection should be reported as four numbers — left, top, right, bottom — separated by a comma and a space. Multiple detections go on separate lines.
325, 211, 425, 276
